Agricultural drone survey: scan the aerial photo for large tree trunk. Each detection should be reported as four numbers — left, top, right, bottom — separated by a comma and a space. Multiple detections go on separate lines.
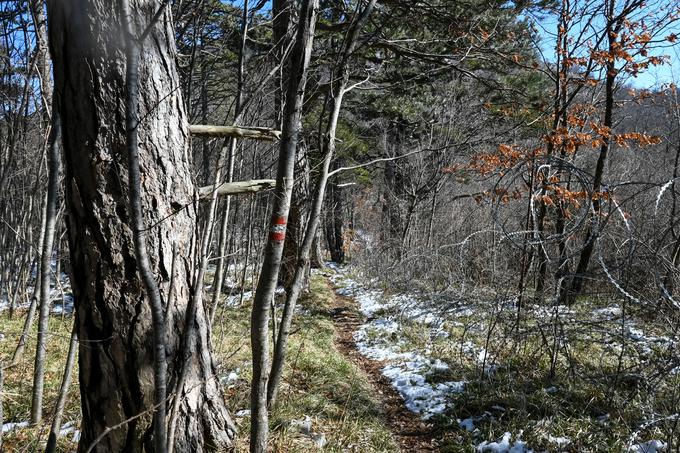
46, 1, 235, 451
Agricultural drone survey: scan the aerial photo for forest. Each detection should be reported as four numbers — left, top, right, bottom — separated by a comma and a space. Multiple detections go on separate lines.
1, 0, 680, 451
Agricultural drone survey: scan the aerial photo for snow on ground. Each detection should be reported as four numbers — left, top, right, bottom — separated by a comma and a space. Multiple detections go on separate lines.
2, 420, 80, 442
592, 304, 622, 319
628, 440, 668, 453
547, 435, 571, 448
476, 431, 532, 453
329, 264, 465, 419
58, 421, 81, 442
327, 264, 671, 451
224, 290, 253, 307
0, 258, 74, 315
235, 409, 251, 417
1, 421, 29, 433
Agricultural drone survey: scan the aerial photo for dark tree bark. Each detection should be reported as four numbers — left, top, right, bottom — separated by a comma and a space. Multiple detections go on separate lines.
326, 175, 345, 263
563, 1, 618, 304
46, 1, 235, 451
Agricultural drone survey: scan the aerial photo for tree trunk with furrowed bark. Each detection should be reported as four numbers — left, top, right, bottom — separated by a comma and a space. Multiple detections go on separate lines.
46, 1, 235, 451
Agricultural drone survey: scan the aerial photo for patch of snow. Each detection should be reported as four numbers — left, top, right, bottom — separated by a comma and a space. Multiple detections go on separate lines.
382, 360, 464, 418
225, 290, 253, 307
312, 432, 327, 448
596, 414, 610, 424
476, 432, 533, 453
547, 435, 571, 447
235, 409, 251, 417
2, 421, 29, 433
222, 368, 240, 385
534, 304, 576, 320
593, 305, 621, 319
290, 415, 312, 435
459, 417, 476, 431
628, 440, 667, 453
331, 264, 466, 419
59, 421, 77, 438
627, 327, 647, 341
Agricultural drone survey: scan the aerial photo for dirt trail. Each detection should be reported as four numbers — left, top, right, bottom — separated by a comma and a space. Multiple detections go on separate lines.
329, 289, 440, 452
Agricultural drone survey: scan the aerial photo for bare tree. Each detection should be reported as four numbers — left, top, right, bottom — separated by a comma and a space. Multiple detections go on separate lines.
249, 0, 319, 450
267, 0, 378, 408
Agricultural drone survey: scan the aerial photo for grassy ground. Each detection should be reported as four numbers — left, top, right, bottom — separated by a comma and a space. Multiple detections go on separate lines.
0, 274, 397, 452
7, 266, 675, 452
0, 313, 79, 452
344, 269, 680, 452
213, 275, 397, 452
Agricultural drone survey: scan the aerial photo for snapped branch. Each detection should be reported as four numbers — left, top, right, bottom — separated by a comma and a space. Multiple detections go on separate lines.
189, 124, 282, 141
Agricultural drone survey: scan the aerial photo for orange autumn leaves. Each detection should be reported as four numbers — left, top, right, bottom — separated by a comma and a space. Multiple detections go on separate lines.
547, 123, 661, 151
449, 122, 661, 177
443, 121, 660, 206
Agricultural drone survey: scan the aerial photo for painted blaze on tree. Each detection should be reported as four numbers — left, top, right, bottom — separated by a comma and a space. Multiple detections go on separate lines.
46, 0, 234, 451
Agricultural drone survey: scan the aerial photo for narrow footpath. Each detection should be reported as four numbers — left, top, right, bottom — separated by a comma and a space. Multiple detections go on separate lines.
328, 285, 440, 452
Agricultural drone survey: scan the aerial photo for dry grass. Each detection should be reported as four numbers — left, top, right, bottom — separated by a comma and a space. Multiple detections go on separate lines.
213, 275, 397, 452
0, 312, 79, 452
0, 273, 397, 452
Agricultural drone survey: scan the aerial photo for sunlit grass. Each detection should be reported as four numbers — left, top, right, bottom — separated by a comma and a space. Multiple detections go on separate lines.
0, 312, 79, 452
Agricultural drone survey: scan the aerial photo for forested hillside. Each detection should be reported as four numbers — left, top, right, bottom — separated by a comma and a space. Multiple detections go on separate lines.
1, 0, 679, 452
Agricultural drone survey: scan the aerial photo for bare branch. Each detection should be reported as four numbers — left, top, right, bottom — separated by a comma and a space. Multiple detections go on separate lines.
189, 125, 282, 141
198, 179, 275, 199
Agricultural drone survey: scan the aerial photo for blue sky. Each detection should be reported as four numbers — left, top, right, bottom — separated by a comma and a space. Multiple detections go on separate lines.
530, 3, 680, 90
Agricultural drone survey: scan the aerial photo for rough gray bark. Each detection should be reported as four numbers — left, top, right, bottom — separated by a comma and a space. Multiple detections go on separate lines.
120, 0, 169, 449
326, 176, 346, 263
249, 0, 319, 451
46, 1, 235, 451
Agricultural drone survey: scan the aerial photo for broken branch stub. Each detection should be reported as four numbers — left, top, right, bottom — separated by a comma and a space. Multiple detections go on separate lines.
198, 179, 276, 200
189, 124, 282, 141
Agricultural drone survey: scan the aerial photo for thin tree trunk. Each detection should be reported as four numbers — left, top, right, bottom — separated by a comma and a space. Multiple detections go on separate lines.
250, 1, 318, 450
13, 0, 51, 367
209, 0, 249, 326
565, 7, 617, 303
267, 0, 377, 408
0, 362, 3, 451
45, 324, 78, 453
30, 112, 61, 425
